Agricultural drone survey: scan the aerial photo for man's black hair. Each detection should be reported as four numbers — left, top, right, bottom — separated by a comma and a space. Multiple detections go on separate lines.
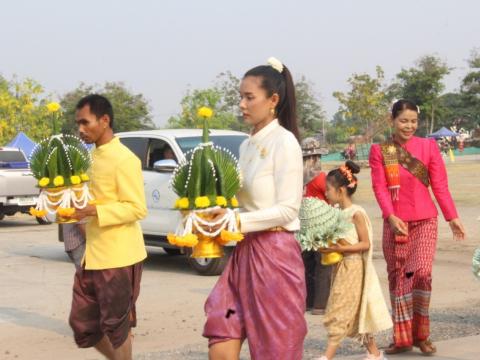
76, 94, 114, 128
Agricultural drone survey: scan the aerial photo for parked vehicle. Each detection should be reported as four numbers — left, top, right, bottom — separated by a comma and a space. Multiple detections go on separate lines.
0, 147, 49, 224
58, 129, 248, 275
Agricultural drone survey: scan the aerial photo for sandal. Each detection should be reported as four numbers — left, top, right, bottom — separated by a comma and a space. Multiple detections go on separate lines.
384, 343, 412, 354
413, 339, 437, 356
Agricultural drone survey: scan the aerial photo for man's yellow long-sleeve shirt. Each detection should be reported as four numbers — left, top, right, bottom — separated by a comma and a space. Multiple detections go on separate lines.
85, 137, 147, 270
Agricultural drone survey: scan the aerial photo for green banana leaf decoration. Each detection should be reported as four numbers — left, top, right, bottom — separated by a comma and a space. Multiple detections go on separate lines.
29, 134, 92, 188
170, 107, 241, 210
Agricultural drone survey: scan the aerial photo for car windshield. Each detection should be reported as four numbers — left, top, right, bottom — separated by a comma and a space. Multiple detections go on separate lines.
0, 150, 26, 162
0, 150, 28, 168
175, 135, 247, 158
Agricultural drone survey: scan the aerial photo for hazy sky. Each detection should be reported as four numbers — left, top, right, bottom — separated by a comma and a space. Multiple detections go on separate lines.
1, 0, 479, 127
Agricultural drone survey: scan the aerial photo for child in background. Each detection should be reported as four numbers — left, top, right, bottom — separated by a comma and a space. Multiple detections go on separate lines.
301, 137, 332, 315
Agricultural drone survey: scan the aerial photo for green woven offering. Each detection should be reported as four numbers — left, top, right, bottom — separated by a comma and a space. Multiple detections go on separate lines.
296, 197, 354, 251
473, 248, 480, 280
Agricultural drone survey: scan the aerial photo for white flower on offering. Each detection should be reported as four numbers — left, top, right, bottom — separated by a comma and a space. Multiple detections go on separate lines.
267, 57, 284, 73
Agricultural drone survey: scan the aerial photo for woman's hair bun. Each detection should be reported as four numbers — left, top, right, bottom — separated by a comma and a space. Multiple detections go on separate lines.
345, 160, 360, 174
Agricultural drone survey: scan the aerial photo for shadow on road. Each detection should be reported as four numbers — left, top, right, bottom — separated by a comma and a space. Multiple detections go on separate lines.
0, 306, 71, 336
8, 245, 72, 265
0, 218, 53, 229
143, 247, 198, 275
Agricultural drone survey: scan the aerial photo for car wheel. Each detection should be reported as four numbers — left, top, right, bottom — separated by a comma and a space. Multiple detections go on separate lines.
36, 216, 52, 225
185, 247, 232, 276
162, 247, 182, 256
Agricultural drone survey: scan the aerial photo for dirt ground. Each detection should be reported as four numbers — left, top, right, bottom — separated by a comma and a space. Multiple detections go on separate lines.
0, 157, 479, 360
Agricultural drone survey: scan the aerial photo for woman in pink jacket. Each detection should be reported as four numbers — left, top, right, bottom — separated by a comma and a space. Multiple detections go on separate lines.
369, 99, 466, 356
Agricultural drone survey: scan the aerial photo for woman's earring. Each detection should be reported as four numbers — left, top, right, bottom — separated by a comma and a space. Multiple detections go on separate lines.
270, 108, 275, 115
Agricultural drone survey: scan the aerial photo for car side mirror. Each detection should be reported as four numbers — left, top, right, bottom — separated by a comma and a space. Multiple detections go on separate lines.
153, 159, 177, 172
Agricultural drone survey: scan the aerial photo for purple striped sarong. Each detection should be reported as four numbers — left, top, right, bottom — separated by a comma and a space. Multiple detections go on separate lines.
203, 230, 307, 360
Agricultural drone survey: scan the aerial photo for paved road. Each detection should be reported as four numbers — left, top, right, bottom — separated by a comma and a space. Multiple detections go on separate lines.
1, 214, 479, 359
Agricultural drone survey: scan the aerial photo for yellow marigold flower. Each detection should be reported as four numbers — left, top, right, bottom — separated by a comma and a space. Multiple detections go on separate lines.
182, 233, 199, 247
70, 175, 81, 185
169, 233, 199, 247
38, 177, 50, 187
80, 173, 90, 182
197, 106, 213, 119
177, 197, 189, 209
53, 176, 64, 187
57, 207, 75, 217
216, 196, 227, 207
46, 102, 61, 113
29, 207, 47, 217
167, 233, 177, 245
88, 199, 98, 205
195, 196, 210, 208
230, 197, 239, 207
221, 230, 244, 243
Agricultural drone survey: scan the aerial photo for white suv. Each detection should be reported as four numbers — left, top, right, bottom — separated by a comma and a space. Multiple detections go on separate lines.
117, 129, 248, 275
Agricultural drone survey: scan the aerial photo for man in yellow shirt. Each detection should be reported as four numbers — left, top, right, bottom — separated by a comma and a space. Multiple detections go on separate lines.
67, 94, 147, 360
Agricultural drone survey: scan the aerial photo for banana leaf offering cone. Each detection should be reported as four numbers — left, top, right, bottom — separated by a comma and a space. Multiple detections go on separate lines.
473, 247, 480, 280
167, 107, 243, 258
296, 197, 353, 265
28, 134, 93, 223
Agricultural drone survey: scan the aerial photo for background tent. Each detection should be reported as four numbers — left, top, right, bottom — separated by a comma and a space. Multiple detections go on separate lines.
6, 132, 37, 158
427, 127, 458, 138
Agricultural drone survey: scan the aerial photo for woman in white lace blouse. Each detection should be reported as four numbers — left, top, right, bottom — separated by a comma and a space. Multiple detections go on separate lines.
202, 58, 307, 360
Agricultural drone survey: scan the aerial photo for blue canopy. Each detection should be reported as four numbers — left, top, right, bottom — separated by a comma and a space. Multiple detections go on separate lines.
427, 127, 458, 138
6, 132, 37, 158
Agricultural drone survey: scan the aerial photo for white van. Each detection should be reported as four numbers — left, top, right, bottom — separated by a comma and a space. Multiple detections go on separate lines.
117, 129, 248, 275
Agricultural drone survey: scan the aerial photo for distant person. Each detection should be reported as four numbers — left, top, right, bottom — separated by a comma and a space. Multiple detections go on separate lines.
162, 146, 176, 161
369, 99, 466, 356
342, 142, 356, 160
61, 222, 86, 269
67, 94, 147, 360
301, 137, 332, 316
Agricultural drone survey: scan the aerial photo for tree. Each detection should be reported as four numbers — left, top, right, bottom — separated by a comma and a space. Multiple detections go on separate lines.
167, 87, 243, 130
60, 82, 155, 134
333, 66, 390, 142
457, 49, 480, 128
461, 49, 480, 101
169, 71, 326, 138
395, 55, 450, 134
325, 111, 357, 146
0, 76, 53, 145
437, 92, 478, 130
295, 76, 326, 138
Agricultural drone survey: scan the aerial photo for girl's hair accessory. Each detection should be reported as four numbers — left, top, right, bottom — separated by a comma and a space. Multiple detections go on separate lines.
267, 57, 284, 73
339, 165, 357, 188
390, 99, 399, 113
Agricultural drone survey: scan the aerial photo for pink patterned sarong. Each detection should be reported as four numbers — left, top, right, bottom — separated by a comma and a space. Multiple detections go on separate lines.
383, 218, 438, 347
203, 231, 307, 360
